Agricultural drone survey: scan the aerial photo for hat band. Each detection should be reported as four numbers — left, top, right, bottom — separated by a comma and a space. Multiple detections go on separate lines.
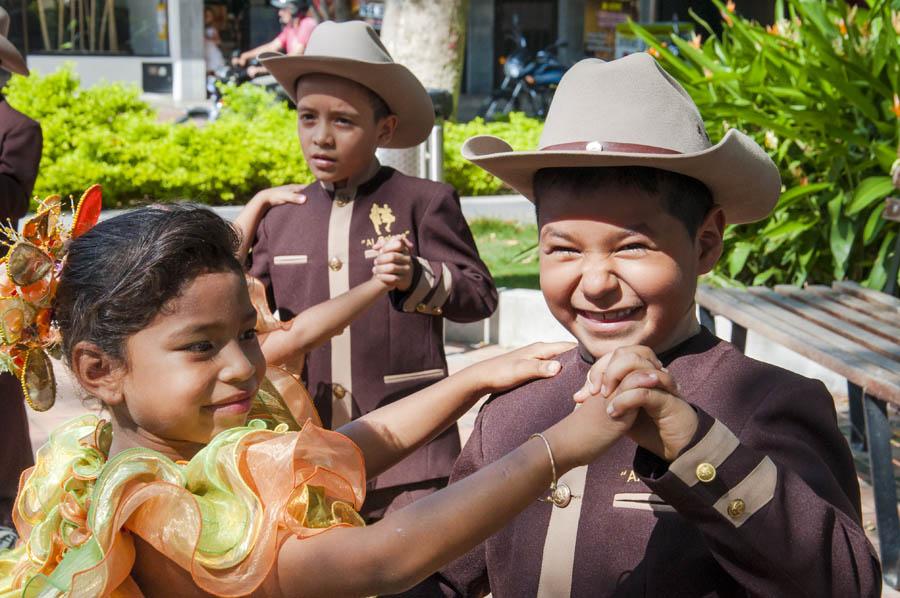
540, 141, 682, 155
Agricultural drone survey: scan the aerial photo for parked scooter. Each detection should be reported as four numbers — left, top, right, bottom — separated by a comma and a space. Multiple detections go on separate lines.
177, 53, 290, 123
479, 18, 568, 121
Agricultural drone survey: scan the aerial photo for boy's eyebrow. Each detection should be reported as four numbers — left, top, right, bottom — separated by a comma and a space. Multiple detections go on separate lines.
541, 226, 576, 242
622, 223, 655, 236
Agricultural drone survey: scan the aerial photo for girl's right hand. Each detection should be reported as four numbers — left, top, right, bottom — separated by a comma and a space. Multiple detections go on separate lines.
252, 184, 307, 209
462, 342, 574, 396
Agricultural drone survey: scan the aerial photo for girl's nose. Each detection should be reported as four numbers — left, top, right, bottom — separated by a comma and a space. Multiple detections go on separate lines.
219, 341, 258, 383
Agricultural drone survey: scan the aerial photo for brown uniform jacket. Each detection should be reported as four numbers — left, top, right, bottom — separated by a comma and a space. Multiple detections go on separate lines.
250, 166, 498, 489
438, 328, 880, 597
0, 99, 41, 520
0, 99, 41, 231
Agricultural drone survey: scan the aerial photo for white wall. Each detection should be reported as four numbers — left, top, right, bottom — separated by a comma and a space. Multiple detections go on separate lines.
27, 55, 148, 90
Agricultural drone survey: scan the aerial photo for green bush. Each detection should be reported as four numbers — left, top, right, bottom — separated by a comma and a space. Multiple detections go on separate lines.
4, 66, 537, 206
4, 66, 313, 207
444, 113, 543, 195
629, 0, 900, 289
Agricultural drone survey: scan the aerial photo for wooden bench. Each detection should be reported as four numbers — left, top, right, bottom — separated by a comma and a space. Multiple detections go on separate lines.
696, 196, 900, 588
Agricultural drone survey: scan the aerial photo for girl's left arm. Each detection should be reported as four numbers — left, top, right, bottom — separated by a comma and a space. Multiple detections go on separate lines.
337, 342, 572, 478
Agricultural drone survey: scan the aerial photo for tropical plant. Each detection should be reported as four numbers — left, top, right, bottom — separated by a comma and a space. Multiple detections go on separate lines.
629, 0, 900, 289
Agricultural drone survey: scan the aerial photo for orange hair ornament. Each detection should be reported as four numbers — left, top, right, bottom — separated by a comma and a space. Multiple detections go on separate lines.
0, 185, 102, 411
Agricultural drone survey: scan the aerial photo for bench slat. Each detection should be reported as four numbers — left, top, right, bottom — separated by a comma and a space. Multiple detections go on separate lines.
754, 287, 900, 361
696, 287, 900, 403
775, 285, 900, 341
834, 281, 900, 311
804, 285, 900, 329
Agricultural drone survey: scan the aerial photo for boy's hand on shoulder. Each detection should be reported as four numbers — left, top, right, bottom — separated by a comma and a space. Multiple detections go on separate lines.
574, 346, 698, 462
372, 236, 414, 291
466, 341, 574, 395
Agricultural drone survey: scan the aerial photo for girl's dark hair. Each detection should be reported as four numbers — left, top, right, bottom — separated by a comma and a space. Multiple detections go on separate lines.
54, 205, 243, 365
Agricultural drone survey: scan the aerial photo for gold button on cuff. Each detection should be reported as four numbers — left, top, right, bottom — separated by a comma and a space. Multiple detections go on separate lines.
727, 498, 746, 519
415, 303, 428, 313
550, 483, 573, 508
328, 257, 343, 271
696, 462, 716, 483
432, 306, 443, 316
333, 384, 346, 399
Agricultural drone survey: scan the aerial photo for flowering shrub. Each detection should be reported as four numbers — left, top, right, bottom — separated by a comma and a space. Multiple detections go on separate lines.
630, 0, 900, 289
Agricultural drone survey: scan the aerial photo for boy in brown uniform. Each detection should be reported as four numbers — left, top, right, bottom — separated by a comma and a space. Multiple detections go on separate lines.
436, 55, 881, 595
250, 21, 497, 519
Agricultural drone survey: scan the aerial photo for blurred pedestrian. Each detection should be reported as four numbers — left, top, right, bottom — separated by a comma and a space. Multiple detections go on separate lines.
0, 6, 42, 549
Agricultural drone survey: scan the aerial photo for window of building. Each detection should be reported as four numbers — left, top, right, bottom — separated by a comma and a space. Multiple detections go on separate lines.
8, 0, 169, 56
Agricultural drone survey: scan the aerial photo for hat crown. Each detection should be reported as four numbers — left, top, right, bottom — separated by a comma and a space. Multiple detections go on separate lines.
539, 54, 711, 154
304, 20, 394, 65
0, 7, 10, 38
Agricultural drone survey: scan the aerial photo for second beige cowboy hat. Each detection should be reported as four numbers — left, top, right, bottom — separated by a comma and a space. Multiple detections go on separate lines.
261, 20, 433, 149
463, 53, 781, 224
0, 7, 28, 76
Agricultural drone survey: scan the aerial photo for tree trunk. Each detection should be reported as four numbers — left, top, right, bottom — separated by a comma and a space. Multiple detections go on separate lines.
379, 0, 469, 119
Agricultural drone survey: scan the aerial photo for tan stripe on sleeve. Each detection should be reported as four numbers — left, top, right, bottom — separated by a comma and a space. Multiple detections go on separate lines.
402, 256, 435, 312
425, 263, 453, 311
712, 456, 777, 527
669, 419, 740, 487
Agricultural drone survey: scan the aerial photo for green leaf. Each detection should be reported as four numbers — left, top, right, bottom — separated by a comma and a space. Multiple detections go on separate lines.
862, 204, 887, 245
862, 231, 897, 290
846, 176, 894, 215
828, 192, 856, 279
727, 242, 753, 277
777, 182, 832, 209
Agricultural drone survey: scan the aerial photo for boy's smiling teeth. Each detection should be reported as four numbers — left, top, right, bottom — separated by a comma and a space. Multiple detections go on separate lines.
581, 306, 641, 321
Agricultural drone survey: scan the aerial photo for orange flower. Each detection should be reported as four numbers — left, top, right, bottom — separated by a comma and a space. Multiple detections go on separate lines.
892, 94, 900, 119
766, 23, 780, 35
726, 0, 736, 12
690, 32, 702, 48
837, 18, 847, 37
647, 47, 660, 58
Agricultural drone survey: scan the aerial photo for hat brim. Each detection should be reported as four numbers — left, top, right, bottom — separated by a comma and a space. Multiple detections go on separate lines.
261, 53, 434, 149
462, 129, 781, 225
0, 37, 28, 76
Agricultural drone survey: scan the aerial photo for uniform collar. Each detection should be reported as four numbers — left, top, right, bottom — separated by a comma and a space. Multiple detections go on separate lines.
320, 158, 382, 200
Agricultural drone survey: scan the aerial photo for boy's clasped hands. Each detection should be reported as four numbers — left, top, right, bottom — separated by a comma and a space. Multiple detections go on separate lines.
574, 346, 699, 463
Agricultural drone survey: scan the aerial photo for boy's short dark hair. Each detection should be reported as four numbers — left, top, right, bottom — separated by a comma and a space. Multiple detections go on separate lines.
533, 166, 714, 237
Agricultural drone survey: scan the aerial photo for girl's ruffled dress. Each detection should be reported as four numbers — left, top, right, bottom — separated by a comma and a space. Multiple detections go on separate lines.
0, 376, 366, 597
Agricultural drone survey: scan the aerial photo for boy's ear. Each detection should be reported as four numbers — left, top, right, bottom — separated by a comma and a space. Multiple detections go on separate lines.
696, 206, 726, 275
376, 114, 399, 147
70, 341, 126, 406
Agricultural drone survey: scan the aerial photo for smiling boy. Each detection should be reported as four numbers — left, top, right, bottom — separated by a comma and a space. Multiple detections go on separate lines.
249, 21, 497, 520
435, 55, 880, 596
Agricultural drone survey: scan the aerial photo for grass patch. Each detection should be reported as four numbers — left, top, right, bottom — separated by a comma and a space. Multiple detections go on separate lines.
469, 218, 539, 290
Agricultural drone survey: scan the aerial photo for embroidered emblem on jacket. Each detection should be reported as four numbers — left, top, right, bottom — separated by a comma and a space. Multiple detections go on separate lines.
369, 203, 396, 235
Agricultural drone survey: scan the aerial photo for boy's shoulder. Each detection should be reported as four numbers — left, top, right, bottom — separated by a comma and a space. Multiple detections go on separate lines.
477, 347, 588, 441
369, 167, 459, 203
669, 329, 835, 426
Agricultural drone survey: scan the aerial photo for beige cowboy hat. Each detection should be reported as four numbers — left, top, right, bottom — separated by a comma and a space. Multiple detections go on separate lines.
0, 7, 28, 76
463, 53, 781, 224
260, 20, 434, 149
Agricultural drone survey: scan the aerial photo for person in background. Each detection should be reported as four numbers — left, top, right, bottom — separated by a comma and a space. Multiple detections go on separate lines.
203, 6, 225, 74
235, 0, 316, 77
0, 6, 42, 550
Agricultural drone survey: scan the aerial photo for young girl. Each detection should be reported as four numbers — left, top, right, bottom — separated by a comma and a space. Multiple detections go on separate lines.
0, 205, 632, 597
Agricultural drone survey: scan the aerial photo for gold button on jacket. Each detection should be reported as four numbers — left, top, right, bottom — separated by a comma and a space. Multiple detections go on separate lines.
727, 498, 746, 518
333, 384, 347, 399
329, 257, 343, 271
696, 462, 717, 483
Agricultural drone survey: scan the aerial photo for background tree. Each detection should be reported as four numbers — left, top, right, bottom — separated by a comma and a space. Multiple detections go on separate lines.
379, 0, 469, 118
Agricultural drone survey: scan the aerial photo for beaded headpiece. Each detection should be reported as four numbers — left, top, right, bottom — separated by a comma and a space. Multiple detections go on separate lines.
0, 185, 102, 411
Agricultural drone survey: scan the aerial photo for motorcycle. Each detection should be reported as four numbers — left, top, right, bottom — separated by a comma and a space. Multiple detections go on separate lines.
480, 19, 568, 121
177, 53, 291, 123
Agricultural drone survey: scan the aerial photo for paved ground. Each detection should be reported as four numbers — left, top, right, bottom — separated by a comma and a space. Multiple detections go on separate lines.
25, 343, 898, 595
